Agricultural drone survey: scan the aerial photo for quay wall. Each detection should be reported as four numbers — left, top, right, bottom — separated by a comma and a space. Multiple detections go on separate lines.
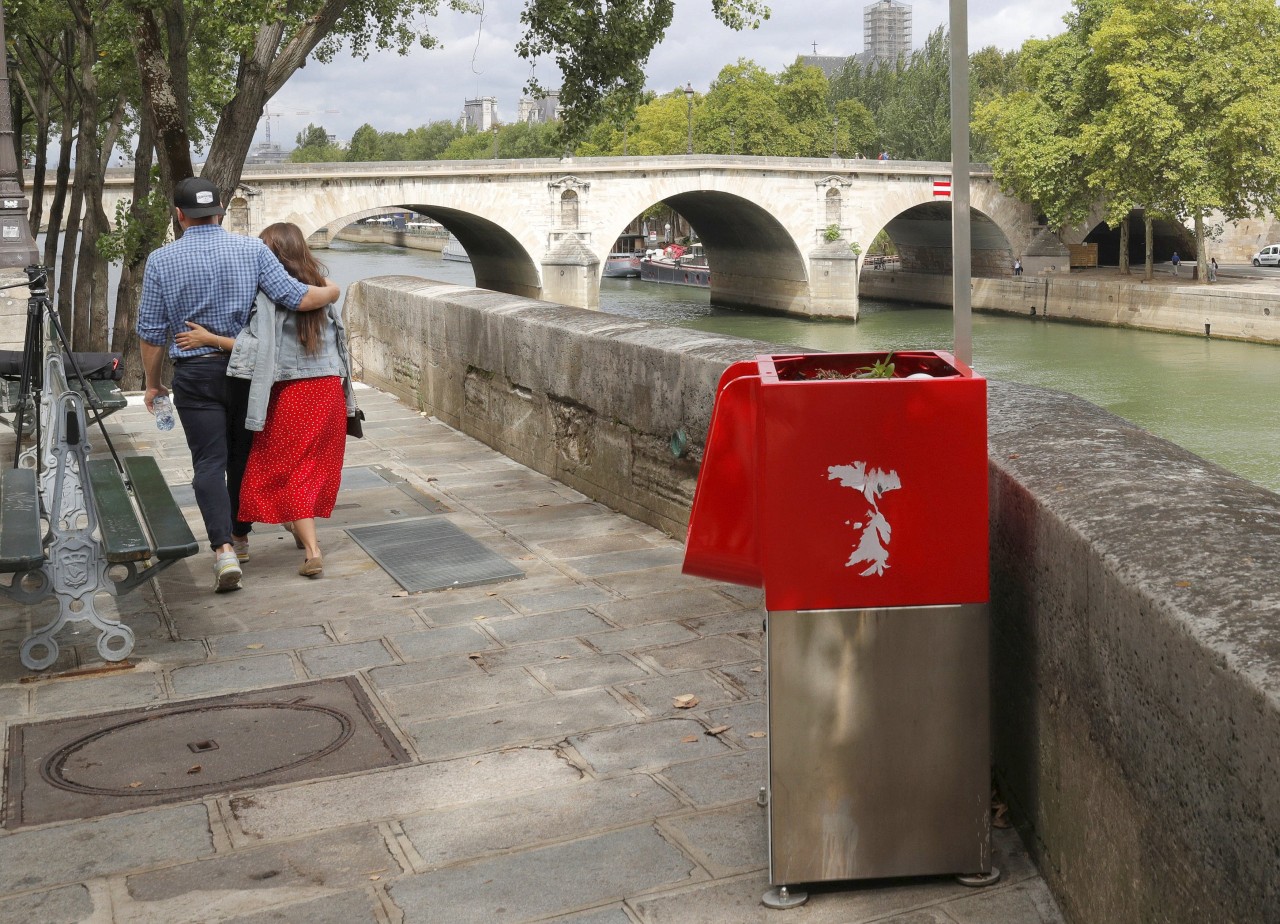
326, 225, 446, 252
345, 276, 1280, 924
860, 269, 1280, 344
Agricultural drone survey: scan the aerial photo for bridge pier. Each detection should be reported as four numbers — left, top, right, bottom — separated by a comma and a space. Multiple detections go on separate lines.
806, 241, 861, 320
540, 236, 600, 311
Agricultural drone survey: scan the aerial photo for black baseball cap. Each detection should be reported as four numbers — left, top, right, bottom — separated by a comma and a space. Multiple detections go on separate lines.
173, 177, 225, 218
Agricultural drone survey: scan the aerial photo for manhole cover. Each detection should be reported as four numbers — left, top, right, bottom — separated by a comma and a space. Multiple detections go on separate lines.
4, 677, 410, 829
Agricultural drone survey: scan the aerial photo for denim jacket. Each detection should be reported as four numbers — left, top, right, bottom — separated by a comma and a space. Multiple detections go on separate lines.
226, 294, 355, 431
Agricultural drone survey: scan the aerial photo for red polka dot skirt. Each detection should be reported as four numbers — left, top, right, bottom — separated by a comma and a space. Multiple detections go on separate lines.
238, 376, 347, 524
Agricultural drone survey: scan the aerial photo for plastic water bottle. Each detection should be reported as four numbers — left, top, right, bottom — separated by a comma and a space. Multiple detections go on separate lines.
154, 395, 175, 431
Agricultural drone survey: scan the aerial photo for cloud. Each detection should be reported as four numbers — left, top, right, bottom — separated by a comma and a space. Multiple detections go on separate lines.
256, 0, 1072, 149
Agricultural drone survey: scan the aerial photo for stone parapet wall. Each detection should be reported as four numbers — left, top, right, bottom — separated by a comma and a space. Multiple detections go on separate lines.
987, 383, 1280, 924
860, 270, 1280, 344
346, 277, 1279, 924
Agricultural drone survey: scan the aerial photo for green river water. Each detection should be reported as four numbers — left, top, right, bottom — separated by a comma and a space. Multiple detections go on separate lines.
323, 239, 1280, 495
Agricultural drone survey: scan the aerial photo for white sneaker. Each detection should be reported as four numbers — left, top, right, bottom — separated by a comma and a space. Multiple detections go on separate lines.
213, 550, 243, 592
232, 535, 250, 563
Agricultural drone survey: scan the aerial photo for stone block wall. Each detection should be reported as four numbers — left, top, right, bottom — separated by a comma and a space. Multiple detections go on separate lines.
346, 277, 1280, 924
860, 270, 1280, 344
987, 382, 1280, 924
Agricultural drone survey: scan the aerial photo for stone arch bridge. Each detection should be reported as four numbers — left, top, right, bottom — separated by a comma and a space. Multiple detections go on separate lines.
88, 156, 1037, 319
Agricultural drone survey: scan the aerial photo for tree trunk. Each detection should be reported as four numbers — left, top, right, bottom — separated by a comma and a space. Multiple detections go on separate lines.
129, 5, 193, 189
200, 21, 287, 198
1143, 211, 1153, 281
69, 19, 113, 353
1194, 212, 1206, 284
112, 115, 158, 388
57, 185, 79, 337
19, 72, 50, 233
1118, 214, 1130, 275
39, 29, 77, 273
42, 120, 73, 275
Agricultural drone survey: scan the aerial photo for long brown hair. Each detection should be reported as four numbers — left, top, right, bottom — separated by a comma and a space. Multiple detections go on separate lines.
260, 222, 329, 354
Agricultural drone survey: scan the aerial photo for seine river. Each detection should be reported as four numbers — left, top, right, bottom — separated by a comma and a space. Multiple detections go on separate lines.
317, 239, 1280, 494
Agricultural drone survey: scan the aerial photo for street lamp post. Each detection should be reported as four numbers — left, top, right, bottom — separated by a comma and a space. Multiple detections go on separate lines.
0, 0, 38, 268
492, 125, 499, 159
831, 117, 839, 158
950, 0, 972, 365
729, 124, 736, 155
684, 83, 695, 155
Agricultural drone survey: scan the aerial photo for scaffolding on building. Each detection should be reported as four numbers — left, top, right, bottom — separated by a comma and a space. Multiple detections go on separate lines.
863, 0, 912, 63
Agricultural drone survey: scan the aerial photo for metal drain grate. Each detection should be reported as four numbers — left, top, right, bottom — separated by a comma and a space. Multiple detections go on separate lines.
346, 518, 524, 593
3, 677, 410, 829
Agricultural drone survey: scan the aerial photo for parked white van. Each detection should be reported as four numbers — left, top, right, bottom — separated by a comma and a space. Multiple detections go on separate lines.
1252, 244, 1280, 266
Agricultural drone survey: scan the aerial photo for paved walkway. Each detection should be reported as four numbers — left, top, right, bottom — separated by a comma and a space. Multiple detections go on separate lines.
0, 388, 1064, 924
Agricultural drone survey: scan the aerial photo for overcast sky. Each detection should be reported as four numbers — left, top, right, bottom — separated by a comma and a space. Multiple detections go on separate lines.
263, 0, 1073, 149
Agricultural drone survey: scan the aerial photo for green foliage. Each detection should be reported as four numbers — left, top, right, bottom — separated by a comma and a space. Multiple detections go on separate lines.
977, 0, 1280, 260
290, 123, 344, 162
96, 171, 171, 265
848, 240, 862, 256
856, 353, 896, 378
517, 0, 769, 143
823, 224, 841, 243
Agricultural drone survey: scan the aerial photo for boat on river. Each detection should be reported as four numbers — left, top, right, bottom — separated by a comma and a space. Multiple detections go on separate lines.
604, 233, 646, 278
441, 233, 470, 263
639, 243, 710, 288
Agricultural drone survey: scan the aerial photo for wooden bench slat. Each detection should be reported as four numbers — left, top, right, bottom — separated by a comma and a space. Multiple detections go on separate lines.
86, 459, 151, 563
122, 456, 199, 561
83, 379, 127, 416
0, 468, 44, 573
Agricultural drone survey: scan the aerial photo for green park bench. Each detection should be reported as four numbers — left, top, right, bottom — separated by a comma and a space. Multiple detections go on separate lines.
0, 338, 198, 670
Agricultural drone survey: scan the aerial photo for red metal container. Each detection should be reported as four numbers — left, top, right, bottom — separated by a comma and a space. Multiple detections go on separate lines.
684, 351, 988, 611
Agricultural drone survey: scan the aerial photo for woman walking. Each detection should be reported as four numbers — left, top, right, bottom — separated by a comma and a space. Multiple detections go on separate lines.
177, 222, 354, 577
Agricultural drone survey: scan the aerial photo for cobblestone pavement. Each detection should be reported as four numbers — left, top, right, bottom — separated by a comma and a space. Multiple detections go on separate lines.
0, 388, 1064, 923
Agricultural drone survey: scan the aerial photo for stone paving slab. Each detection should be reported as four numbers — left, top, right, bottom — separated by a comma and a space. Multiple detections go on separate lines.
0, 389, 1064, 923
387, 825, 700, 923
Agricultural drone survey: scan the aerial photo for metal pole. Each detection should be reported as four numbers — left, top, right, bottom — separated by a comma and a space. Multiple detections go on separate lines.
949, 0, 972, 366
832, 118, 839, 158
685, 83, 695, 155
0, 0, 39, 268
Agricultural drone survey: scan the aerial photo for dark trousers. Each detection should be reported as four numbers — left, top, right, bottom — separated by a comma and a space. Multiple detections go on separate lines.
171, 356, 253, 550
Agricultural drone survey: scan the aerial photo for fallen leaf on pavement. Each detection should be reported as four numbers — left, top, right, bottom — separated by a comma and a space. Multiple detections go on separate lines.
245, 643, 264, 650
748, 732, 767, 739
129, 781, 142, 789
187, 765, 202, 775
1175, 580, 1192, 588
706, 725, 730, 736
681, 735, 699, 743
673, 694, 699, 709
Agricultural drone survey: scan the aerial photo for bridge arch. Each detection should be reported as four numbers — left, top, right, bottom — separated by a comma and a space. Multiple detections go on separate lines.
601, 189, 811, 315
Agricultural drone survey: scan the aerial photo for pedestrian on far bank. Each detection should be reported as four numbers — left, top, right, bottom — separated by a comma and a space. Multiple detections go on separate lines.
1209, 257, 1218, 282
138, 176, 339, 593
1013, 258, 1023, 277
1171, 251, 1180, 276
878, 150, 890, 162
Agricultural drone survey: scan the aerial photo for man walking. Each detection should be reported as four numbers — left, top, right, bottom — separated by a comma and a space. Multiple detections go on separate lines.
138, 177, 339, 591
1171, 251, 1180, 276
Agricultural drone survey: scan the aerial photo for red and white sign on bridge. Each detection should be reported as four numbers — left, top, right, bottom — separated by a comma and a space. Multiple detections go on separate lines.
932, 179, 952, 198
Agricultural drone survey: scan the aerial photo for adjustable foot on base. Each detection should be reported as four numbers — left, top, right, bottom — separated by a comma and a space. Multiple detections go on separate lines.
762, 885, 809, 909
957, 867, 1001, 888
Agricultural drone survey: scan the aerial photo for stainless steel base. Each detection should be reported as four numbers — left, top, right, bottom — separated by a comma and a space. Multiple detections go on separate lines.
766, 604, 992, 885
